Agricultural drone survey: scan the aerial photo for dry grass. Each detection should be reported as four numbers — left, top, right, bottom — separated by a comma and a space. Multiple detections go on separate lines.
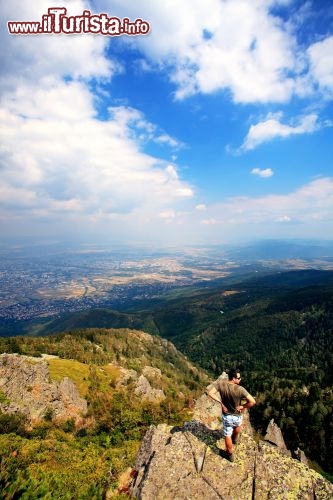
47, 358, 90, 396
48, 358, 122, 396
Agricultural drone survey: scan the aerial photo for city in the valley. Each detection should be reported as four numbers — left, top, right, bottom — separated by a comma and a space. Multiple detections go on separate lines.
1, 242, 332, 323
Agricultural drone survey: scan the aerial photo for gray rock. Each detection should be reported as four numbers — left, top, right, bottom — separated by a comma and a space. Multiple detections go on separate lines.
129, 378, 333, 499
294, 447, 310, 466
130, 422, 333, 499
264, 418, 290, 454
134, 375, 165, 402
142, 366, 162, 380
0, 353, 87, 424
117, 366, 138, 386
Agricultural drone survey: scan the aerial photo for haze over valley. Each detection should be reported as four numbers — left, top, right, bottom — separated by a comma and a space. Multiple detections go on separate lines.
1, 239, 333, 333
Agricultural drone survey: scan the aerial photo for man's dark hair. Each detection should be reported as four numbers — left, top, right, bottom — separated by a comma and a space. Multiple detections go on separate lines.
228, 368, 240, 381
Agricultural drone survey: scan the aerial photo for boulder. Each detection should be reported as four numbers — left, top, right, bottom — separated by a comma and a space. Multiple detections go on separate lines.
134, 375, 165, 402
0, 353, 87, 424
264, 418, 290, 454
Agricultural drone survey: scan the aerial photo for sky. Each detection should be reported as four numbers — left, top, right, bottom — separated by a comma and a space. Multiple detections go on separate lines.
1, 0, 333, 248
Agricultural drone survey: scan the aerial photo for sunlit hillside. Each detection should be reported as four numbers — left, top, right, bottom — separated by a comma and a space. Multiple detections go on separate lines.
0, 328, 209, 498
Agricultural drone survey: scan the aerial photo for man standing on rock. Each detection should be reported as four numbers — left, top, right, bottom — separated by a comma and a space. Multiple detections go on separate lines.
207, 368, 256, 462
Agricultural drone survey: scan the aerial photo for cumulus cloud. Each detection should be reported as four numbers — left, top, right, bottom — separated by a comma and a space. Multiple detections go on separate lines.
193, 177, 333, 230
200, 218, 217, 225
0, 0, 194, 241
275, 215, 292, 222
95, 0, 331, 104
1, 0, 332, 246
157, 177, 331, 243
195, 204, 207, 211
0, 96, 193, 217
308, 36, 333, 94
5, 0, 330, 108
1, 0, 115, 91
155, 134, 185, 149
251, 168, 274, 178
241, 113, 320, 151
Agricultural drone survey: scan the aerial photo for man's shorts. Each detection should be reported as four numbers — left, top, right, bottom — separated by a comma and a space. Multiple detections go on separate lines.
222, 413, 243, 437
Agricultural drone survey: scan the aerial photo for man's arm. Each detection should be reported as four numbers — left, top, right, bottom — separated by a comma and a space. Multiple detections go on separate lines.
236, 393, 256, 413
206, 386, 229, 414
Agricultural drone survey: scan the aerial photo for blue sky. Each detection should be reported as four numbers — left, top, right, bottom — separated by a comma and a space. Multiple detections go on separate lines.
1, 0, 333, 247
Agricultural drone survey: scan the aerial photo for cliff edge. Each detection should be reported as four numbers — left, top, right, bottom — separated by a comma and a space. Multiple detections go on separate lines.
129, 378, 333, 499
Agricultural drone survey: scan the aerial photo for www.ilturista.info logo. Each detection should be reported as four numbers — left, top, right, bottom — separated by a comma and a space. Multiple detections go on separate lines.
7, 8, 150, 36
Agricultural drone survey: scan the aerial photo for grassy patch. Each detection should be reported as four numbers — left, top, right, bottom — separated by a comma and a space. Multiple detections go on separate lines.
0, 390, 10, 404
103, 364, 121, 387
47, 358, 90, 396
47, 359, 122, 396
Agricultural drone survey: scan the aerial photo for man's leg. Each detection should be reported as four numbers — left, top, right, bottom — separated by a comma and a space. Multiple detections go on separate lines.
225, 435, 233, 455
232, 425, 241, 444
222, 415, 234, 457
222, 415, 241, 461
225, 425, 241, 454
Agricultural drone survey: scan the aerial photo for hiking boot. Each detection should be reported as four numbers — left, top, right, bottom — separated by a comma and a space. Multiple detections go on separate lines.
226, 453, 234, 462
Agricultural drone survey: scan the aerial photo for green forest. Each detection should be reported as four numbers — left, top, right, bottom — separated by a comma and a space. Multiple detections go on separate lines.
0, 269, 333, 496
0, 329, 208, 498
151, 271, 333, 477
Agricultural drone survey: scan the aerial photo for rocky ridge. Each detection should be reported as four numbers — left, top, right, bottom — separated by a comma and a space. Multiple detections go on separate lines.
118, 365, 166, 402
128, 375, 333, 499
0, 353, 166, 425
0, 353, 87, 424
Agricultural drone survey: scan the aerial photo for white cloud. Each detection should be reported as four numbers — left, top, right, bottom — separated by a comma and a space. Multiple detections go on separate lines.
251, 168, 274, 178
165, 165, 179, 180
200, 218, 217, 225
3, 78, 95, 121
149, 177, 330, 243
97, 0, 333, 106
1, 0, 115, 92
1, 1, 332, 246
0, 95, 194, 217
175, 188, 193, 198
275, 215, 292, 222
5, 1, 330, 108
95, 0, 301, 103
241, 113, 320, 151
308, 36, 333, 94
194, 177, 333, 230
155, 134, 184, 149
0, 0, 195, 243
1, 1, 196, 220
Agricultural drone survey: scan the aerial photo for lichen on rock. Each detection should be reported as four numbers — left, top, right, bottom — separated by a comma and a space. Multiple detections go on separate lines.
129, 384, 333, 499
0, 353, 87, 424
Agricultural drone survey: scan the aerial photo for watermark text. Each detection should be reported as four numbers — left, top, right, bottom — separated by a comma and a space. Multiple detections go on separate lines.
8, 8, 150, 36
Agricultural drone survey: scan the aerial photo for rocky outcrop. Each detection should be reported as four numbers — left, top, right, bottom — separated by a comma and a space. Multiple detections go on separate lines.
264, 418, 290, 453
117, 367, 139, 386
129, 384, 333, 499
134, 375, 165, 402
130, 421, 333, 499
116, 365, 166, 402
295, 447, 310, 467
0, 353, 87, 424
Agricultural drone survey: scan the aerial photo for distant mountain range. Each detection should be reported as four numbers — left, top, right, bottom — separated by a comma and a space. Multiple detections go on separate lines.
226, 239, 333, 260
2, 237, 333, 260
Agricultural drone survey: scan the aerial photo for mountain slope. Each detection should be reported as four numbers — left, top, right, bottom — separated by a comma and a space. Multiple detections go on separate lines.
0, 328, 209, 498
2, 269, 333, 477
